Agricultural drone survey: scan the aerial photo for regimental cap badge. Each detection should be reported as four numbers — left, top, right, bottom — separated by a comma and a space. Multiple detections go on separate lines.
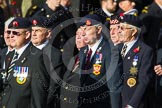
13, 21, 19, 27
86, 20, 92, 26
32, 20, 38, 26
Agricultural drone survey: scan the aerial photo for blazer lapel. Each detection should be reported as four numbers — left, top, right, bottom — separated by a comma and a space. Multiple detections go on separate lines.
124, 39, 142, 60
8, 43, 32, 82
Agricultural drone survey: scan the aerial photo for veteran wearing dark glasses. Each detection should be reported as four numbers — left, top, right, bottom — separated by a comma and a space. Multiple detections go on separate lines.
0, 17, 49, 108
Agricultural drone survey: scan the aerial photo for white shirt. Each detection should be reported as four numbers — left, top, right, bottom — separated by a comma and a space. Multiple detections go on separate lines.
15, 42, 30, 59
124, 37, 138, 56
102, 8, 113, 17
88, 36, 103, 60
34, 40, 49, 50
157, 3, 162, 10
124, 9, 138, 15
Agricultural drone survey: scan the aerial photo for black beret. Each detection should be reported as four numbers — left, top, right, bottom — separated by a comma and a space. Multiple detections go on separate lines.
120, 15, 142, 28
30, 16, 53, 28
79, 14, 102, 26
8, 17, 31, 29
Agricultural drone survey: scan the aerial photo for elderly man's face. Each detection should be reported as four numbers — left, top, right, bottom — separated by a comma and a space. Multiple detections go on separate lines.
75, 27, 86, 50
110, 24, 121, 45
82, 25, 102, 46
4, 27, 11, 46
9, 29, 30, 49
31, 27, 50, 46
118, 23, 135, 43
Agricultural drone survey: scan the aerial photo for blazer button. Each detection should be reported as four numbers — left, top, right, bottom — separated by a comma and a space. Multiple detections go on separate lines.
65, 86, 68, 89
63, 97, 67, 101
3, 93, 6, 96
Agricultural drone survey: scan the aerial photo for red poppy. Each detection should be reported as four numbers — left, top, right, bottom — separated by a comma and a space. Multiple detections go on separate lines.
11, 0, 16, 5
13, 21, 19, 27
32, 20, 38, 25
133, 46, 140, 53
86, 20, 92, 26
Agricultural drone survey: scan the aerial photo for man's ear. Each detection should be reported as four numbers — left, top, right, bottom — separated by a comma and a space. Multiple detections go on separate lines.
97, 26, 102, 34
46, 30, 52, 39
131, 28, 137, 36
131, 2, 136, 7
25, 31, 31, 39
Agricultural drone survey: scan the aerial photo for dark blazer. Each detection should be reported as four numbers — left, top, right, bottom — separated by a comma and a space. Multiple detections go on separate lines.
140, 2, 162, 50
121, 39, 154, 108
60, 55, 81, 108
1, 43, 49, 108
78, 39, 112, 108
94, 8, 110, 24
0, 47, 7, 69
42, 42, 65, 108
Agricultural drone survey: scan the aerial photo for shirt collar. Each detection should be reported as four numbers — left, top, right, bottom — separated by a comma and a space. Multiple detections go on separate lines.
157, 3, 162, 10
6, 47, 14, 55
15, 42, 30, 59
124, 37, 138, 55
88, 36, 103, 59
102, 8, 113, 17
124, 9, 138, 15
34, 40, 49, 50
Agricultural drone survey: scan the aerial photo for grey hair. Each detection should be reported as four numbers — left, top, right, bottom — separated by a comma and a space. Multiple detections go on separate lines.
5, 17, 15, 28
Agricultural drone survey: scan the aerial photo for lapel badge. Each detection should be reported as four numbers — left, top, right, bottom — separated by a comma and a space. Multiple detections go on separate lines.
127, 77, 136, 87
8, 57, 11, 61
21, 58, 26, 63
16, 67, 28, 85
93, 64, 101, 75
1, 72, 7, 79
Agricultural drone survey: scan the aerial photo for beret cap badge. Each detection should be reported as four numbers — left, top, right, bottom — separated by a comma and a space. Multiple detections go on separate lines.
86, 20, 92, 26
32, 20, 38, 26
13, 21, 19, 27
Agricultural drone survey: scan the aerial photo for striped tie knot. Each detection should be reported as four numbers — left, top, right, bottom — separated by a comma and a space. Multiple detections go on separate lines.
121, 44, 127, 58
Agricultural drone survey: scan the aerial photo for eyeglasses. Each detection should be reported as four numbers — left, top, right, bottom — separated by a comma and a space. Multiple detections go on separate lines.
6, 30, 26, 36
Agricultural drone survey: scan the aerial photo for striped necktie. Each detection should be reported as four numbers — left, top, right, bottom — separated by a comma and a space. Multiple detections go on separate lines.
121, 44, 127, 58
8, 52, 19, 75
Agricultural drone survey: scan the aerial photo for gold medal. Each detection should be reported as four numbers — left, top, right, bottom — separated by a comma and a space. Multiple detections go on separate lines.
129, 67, 138, 75
127, 78, 136, 87
93, 64, 101, 75
16, 77, 27, 85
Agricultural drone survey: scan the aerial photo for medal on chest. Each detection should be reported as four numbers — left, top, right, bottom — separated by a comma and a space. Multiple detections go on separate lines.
14, 66, 29, 85
93, 47, 102, 76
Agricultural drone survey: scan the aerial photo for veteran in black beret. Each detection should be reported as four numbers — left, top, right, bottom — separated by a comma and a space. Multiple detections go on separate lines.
74, 14, 123, 108
1, 17, 49, 108
30, 16, 66, 108
118, 15, 154, 108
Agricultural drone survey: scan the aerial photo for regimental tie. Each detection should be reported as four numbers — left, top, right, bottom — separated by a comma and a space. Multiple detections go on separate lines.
7, 51, 19, 79
121, 44, 127, 58
72, 56, 80, 72
84, 48, 92, 70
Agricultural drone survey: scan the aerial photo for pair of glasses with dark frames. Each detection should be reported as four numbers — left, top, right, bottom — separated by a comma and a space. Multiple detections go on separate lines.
6, 30, 26, 36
